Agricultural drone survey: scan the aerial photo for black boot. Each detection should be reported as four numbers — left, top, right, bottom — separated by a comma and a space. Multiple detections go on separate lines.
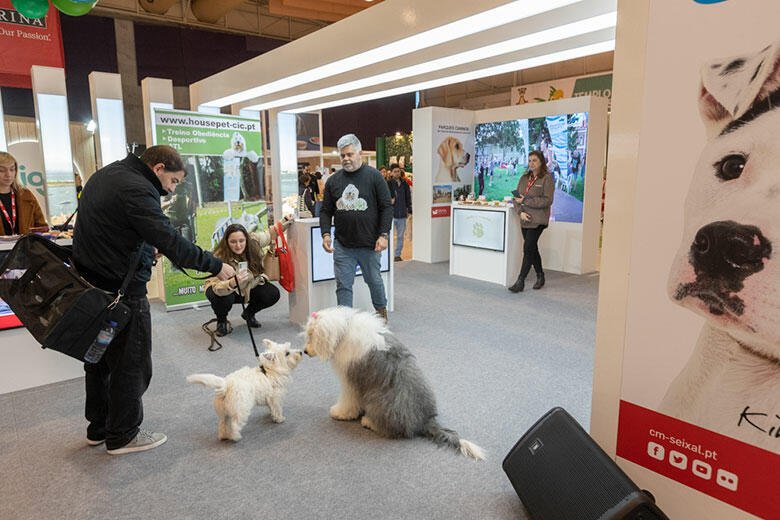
508, 276, 525, 293
215, 319, 229, 337
532, 272, 545, 290
241, 309, 261, 328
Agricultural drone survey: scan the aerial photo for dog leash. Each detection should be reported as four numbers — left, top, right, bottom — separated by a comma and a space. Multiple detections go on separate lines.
201, 318, 232, 352
233, 275, 260, 358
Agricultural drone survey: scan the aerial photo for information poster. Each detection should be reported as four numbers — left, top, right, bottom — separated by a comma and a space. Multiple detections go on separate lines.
615, 2, 779, 517
432, 118, 474, 206
153, 108, 267, 309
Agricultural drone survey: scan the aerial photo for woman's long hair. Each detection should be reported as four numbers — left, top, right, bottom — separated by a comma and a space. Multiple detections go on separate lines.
527, 150, 550, 179
0, 152, 23, 192
213, 223, 264, 274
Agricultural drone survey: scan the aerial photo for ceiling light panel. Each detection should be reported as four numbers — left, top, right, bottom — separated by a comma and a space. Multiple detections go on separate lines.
193, 0, 591, 108
286, 35, 615, 113
243, 12, 616, 112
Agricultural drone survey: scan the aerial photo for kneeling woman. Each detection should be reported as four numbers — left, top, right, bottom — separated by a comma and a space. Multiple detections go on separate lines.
205, 223, 280, 336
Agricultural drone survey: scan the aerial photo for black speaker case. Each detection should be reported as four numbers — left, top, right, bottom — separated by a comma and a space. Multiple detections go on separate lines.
502, 407, 669, 520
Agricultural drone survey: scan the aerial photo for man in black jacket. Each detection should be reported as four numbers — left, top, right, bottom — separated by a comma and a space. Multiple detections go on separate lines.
73, 145, 235, 455
320, 134, 392, 321
387, 163, 412, 262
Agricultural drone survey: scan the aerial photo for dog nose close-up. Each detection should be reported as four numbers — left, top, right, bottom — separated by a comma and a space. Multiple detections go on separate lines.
689, 221, 772, 280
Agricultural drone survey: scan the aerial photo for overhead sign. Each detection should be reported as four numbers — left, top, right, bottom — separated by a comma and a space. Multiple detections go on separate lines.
0, 2, 64, 88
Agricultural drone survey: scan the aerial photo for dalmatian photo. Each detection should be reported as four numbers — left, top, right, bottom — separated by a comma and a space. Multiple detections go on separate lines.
660, 40, 780, 453
435, 136, 471, 183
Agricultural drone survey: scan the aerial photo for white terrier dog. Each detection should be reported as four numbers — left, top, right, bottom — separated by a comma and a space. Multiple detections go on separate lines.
303, 306, 485, 460
187, 339, 303, 441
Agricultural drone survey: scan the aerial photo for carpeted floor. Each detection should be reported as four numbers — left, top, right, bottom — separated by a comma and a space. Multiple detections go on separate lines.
0, 261, 599, 520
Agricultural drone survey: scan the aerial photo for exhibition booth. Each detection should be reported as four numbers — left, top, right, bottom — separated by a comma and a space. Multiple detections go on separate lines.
413, 95, 609, 282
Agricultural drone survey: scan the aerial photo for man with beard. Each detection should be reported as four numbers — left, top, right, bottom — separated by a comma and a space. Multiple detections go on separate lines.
320, 134, 393, 321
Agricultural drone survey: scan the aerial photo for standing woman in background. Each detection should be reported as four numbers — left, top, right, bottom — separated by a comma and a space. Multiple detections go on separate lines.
509, 150, 554, 293
0, 152, 47, 236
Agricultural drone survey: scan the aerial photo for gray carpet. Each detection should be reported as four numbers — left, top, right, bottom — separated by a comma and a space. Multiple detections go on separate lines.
0, 261, 599, 520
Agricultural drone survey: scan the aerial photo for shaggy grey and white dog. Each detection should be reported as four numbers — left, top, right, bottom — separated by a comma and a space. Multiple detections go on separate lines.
303, 306, 485, 460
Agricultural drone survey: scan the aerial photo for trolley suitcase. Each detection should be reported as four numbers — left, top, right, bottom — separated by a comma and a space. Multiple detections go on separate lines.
502, 407, 669, 520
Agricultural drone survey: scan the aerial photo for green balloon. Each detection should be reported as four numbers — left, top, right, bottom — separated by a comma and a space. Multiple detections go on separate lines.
51, 0, 97, 16
11, 0, 50, 19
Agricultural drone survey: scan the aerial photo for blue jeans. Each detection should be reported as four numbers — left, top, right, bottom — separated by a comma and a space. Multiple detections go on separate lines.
393, 217, 407, 257
333, 239, 387, 309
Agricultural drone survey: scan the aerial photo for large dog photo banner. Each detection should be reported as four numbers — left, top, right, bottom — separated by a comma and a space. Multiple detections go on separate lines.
431, 118, 474, 202
153, 108, 268, 309
615, 1, 779, 517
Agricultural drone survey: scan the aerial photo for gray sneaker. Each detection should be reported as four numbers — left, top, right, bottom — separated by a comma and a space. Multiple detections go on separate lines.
106, 430, 167, 455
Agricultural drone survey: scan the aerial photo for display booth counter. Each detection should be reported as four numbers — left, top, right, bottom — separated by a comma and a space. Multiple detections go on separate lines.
287, 218, 394, 326
1, 328, 84, 394
449, 204, 522, 286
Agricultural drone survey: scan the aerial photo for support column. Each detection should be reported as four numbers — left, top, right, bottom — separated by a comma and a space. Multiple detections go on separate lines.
114, 19, 144, 146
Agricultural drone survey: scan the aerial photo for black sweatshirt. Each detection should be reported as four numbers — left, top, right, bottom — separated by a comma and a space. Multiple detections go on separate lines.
319, 164, 393, 248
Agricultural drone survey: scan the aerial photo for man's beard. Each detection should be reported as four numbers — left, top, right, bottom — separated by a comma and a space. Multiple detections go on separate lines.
342, 162, 359, 173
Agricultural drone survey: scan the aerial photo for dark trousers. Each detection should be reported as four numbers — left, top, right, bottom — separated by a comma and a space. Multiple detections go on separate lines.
205, 283, 280, 321
84, 296, 151, 450
519, 225, 548, 279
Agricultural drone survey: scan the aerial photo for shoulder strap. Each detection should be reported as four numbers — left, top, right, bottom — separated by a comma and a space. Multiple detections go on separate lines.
117, 243, 147, 297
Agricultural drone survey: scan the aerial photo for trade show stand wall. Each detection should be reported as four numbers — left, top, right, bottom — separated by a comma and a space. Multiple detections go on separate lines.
412, 96, 609, 276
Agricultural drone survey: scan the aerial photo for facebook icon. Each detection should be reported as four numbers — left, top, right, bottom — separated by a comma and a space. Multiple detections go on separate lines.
647, 442, 665, 461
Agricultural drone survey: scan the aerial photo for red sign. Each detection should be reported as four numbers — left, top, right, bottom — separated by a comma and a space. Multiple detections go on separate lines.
0, 298, 22, 330
431, 205, 451, 218
617, 400, 780, 518
0, 2, 64, 88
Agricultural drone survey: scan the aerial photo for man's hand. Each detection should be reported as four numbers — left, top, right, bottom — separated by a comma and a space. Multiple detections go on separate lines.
322, 234, 334, 253
375, 235, 388, 252
217, 263, 236, 280
520, 211, 532, 222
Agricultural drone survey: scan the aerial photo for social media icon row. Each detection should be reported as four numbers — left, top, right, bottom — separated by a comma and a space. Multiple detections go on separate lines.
646, 442, 738, 491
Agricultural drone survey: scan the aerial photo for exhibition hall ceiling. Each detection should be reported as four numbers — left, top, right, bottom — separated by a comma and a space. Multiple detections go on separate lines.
190, 0, 617, 113
93, 0, 384, 40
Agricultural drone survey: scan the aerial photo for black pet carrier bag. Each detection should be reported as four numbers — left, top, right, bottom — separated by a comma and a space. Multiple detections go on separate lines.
0, 234, 142, 362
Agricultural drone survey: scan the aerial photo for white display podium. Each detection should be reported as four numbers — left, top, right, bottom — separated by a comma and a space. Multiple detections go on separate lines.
1, 327, 84, 394
287, 218, 394, 326
449, 204, 522, 287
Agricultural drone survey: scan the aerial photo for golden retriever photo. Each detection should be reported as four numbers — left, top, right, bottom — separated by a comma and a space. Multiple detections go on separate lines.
435, 136, 470, 183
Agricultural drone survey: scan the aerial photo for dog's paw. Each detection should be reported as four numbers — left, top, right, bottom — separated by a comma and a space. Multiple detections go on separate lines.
330, 405, 359, 421
360, 416, 377, 431
271, 415, 286, 423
